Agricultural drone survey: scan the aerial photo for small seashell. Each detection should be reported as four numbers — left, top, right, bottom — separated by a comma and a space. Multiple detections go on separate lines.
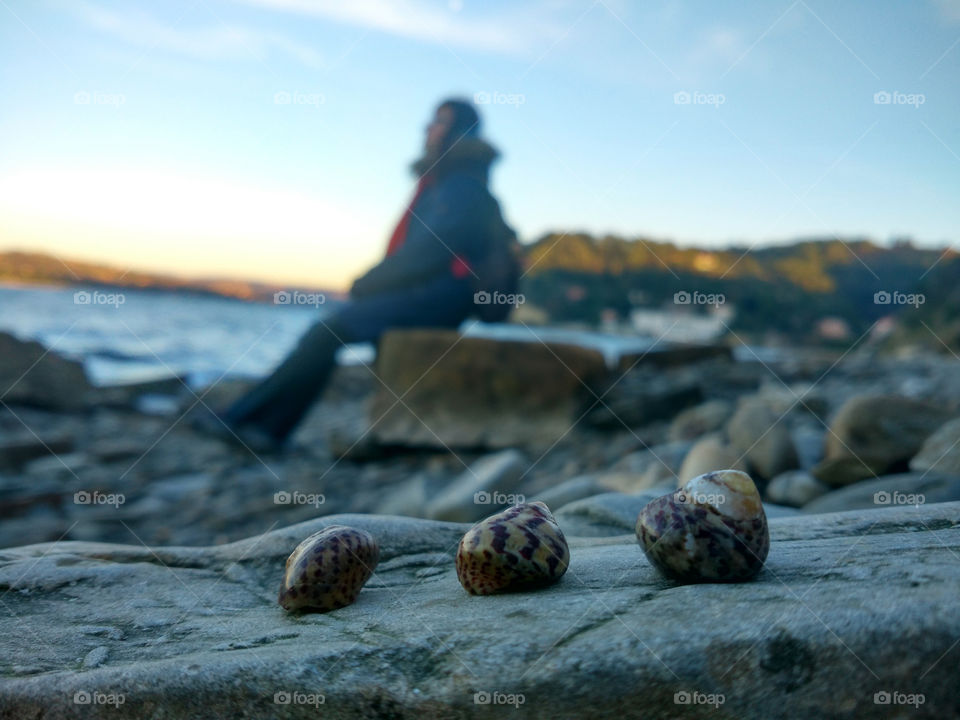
636, 469, 769, 583
278, 525, 379, 613
456, 501, 569, 595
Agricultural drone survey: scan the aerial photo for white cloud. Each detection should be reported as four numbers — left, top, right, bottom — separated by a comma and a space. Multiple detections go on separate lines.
233, 0, 565, 54
74, 1, 325, 69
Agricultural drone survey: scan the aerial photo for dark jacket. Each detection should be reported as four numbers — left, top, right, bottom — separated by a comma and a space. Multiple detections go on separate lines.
350, 138, 506, 299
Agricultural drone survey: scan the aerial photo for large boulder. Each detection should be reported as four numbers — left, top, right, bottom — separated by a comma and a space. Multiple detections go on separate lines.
1, 503, 959, 718
813, 395, 952, 486
0, 331, 91, 410
368, 330, 607, 448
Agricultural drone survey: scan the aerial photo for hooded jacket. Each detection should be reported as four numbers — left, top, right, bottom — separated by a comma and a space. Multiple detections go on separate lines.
349, 137, 505, 299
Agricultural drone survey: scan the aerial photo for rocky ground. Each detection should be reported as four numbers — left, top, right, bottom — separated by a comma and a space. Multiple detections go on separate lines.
2, 329, 960, 717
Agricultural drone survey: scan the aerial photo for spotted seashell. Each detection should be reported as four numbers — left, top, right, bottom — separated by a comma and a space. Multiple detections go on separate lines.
278, 525, 379, 612
456, 502, 569, 595
636, 469, 768, 583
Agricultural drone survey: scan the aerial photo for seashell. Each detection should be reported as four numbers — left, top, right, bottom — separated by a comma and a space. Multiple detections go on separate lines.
278, 525, 379, 612
456, 501, 569, 595
636, 469, 768, 583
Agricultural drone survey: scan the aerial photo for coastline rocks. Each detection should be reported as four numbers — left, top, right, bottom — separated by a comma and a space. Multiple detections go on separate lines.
610, 441, 691, 488
0, 332, 91, 410
668, 399, 733, 442
765, 470, 830, 508
910, 417, 960, 475
425, 449, 527, 523
3, 505, 960, 718
583, 369, 702, 428
677, 433, 746, 484
813, 395, 952, 486
802, 472, 960, 514
727, 397, 799, 481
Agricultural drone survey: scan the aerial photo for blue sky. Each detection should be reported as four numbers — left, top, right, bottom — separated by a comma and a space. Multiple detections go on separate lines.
1, 0, 958, 288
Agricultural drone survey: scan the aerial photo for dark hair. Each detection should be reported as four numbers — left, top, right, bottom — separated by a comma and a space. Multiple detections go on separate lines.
437, 98, 481, 150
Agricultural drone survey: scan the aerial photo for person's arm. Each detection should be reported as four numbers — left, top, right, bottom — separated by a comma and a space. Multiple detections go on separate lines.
350, 175, 486, 299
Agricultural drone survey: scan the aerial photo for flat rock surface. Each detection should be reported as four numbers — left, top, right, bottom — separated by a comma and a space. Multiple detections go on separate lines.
2, 503, 959, 718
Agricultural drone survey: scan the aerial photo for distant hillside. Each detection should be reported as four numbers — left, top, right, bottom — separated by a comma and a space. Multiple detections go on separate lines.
3, 239, 956, 350
0, 250, 341, 304
519, 234, 959, 348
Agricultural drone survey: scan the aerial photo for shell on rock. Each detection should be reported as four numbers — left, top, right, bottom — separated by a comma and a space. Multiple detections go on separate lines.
456, 501, 569, 595
636, 469, 769, 583
278, 525, 379, 613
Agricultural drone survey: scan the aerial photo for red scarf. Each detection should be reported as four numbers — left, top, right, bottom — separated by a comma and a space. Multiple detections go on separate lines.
384, 174, 471, 278
386, 175, 434, 257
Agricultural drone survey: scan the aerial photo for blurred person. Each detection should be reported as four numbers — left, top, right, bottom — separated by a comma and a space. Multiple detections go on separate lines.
193, 97, 518, 453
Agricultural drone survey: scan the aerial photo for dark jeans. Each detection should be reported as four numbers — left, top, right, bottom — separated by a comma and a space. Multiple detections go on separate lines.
223, 275, 475, 443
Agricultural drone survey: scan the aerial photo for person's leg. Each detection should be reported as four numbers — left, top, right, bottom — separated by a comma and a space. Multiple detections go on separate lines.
223, 317, 347, 443
216, 274, 474, 447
